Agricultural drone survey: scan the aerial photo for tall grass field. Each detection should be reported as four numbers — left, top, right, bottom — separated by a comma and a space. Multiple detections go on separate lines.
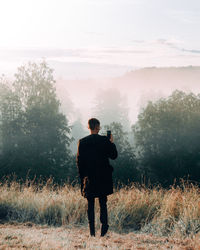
0, 179, 200, 249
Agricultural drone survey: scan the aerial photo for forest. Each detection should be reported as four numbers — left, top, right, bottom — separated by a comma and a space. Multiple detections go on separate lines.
0, 61, 200, 187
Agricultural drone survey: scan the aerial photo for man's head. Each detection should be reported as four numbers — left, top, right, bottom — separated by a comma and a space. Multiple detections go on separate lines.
88, 118, 100, 134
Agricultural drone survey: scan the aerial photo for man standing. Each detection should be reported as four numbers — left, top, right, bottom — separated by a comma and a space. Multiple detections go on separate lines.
76, 118, 118, 237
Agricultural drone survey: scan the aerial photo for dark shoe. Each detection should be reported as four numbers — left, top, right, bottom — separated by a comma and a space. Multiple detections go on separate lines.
89, 223, 95, 237
90, 232, 95, 237
101, 224, 109, 237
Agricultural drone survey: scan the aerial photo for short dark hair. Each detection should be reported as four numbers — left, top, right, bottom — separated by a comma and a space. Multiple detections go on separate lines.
88, 118, 100, 130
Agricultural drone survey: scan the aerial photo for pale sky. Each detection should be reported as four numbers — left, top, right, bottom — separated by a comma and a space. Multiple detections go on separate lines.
0, 0, 200, 126
0, 0, 200, 76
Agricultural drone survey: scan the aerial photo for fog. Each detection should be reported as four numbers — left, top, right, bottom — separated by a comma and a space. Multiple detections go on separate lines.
2, 62, 200, 153
56, 66, 200, 128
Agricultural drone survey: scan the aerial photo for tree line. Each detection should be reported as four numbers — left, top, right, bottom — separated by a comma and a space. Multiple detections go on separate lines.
0, 62, 200, 186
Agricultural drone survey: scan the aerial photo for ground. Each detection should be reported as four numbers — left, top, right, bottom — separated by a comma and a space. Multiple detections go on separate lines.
0, 223, 198, 249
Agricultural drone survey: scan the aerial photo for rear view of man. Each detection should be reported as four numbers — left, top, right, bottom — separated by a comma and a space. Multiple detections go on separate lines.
76, 118, 118, 237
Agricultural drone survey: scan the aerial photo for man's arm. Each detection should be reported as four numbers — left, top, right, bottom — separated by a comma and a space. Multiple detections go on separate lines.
107, 136, 118, 160
76, 140, 84, 179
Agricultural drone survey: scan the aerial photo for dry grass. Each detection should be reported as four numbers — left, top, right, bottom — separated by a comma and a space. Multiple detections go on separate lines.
0, 223, 199, 249
0, 180, 200, 248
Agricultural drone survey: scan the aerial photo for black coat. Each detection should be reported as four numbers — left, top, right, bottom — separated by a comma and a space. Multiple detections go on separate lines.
76, 134, 118, 198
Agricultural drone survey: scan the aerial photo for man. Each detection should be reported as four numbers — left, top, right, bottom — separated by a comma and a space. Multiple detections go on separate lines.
76, 118, 118, 237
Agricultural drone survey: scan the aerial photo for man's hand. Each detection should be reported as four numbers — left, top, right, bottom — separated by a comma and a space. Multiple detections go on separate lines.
110, 134, 114, 143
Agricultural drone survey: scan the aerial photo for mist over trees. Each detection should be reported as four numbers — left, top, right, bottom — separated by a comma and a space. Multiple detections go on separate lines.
0, 62, 72, 182
133, 90, 200, 186
71, 117, 87, 153
0, 62, 200, 187
93, 88, 130, 131
103, 122, 139, 185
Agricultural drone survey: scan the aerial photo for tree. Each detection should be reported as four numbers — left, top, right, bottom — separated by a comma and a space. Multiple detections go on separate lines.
0, 77, 23, 176
70, 117, 87, 154
0, 62, 73, 182
133, 90, 200, 186
103, 122, 139, 185
93, 88, 130, 131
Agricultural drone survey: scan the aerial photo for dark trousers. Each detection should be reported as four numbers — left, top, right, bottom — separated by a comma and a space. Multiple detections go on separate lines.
87, 196, 108, 226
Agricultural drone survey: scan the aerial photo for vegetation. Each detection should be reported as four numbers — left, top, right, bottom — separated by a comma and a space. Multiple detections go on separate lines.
1, 223, 198, 249
0, 180, 199, 240
93, 88, 130, 131
103, 122, 139, 185
133, 90, 200, 186
1, 63, 200, 248
0, 62, 72, 182
1, 62, 200, 187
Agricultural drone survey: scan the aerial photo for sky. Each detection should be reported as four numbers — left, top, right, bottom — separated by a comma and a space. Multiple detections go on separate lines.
0, 0, 200, 77
0, 0, 200, 126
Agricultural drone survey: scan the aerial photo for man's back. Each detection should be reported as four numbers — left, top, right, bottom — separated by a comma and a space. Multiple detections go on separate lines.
77, 133, 118, 197
77, 134, 117, 177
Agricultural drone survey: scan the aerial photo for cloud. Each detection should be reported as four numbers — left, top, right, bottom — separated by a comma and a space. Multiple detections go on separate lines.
181, 49, 200, 54
131, 40, 145, 44
154, 39, 200, 55
154, 38, 182, 47
1, 40, 200, 74
99, 49, 150, 54
168, 10, 200, 24
0, 47, 150, 62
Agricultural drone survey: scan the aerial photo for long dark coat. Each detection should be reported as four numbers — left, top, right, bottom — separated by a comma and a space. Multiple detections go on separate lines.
76, 134, 118, 198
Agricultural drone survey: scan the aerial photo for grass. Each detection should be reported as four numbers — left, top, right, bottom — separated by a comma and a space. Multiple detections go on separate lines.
0, 223, 199, 249
0, 179, 200, 248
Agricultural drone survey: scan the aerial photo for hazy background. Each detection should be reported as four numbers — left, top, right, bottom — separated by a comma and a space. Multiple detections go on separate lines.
1, 0, 200, 187
1, 0, 200, 127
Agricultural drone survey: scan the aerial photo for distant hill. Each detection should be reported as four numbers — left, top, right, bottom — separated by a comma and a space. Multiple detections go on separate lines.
57, 66, 200, 91
55, 66, 200, 124
112, 66, 200, 90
